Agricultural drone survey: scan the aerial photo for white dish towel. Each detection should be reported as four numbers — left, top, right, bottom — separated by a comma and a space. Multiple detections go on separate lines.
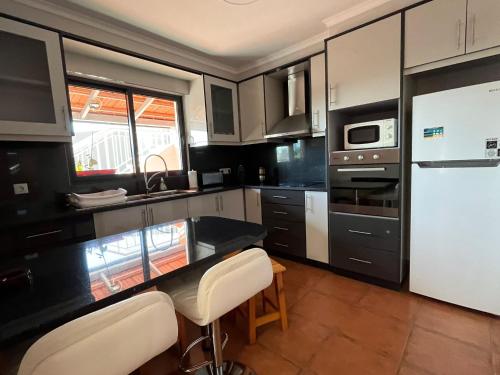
68, 188, 127, 208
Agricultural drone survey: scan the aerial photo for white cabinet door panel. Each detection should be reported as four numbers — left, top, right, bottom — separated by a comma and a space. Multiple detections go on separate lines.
327, 14, 401, 110
219, 189, 245, 221
93, 206, 146, 238
245, 188, 262, 246
305, 191, 329, 264
149, 199, 189, 225
239, 76, 266, 142
405, 0, 467, 68
310, 53, 326, 135
187, 193, 220, 218
467, 0, 500, 54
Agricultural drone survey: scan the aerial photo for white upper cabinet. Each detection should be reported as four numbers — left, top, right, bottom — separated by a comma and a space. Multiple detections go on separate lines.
239, 76, 266, 142
204, 75, 240, 143
327, 14, 401, 111
310, 53, 326, 136
466, 0, 500, 54
405, 0, 467, 68
218, 189, 245, 221
0, 17, 71, 141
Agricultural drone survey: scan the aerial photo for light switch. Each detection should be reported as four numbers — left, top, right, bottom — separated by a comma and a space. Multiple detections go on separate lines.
13, 183, 29, 195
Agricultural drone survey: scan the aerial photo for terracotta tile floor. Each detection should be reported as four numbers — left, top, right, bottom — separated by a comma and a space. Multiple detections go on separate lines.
2, 258, 498, 375
140, 258, 499, 375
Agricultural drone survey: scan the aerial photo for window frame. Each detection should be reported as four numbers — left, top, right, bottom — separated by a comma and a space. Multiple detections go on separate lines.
66, 76, 188, 184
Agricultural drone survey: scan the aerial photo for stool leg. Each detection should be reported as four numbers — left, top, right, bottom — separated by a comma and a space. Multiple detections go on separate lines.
177, 313, 188, 354
275, 272, 288, 330
248, 296, 257, 344
209, 320, 224, 375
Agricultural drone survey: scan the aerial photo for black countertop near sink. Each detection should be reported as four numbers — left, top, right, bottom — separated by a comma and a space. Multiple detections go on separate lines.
0, 216, 267, 346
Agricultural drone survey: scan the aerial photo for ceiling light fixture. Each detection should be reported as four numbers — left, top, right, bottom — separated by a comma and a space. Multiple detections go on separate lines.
223, 0, 259, 5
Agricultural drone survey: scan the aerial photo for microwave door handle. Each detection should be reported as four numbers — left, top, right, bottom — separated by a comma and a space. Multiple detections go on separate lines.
337, 168, 386, 172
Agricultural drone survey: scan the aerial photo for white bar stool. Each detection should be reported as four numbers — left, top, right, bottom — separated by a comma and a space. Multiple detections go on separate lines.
17, 291, 178, 375
163, 248, 273, 375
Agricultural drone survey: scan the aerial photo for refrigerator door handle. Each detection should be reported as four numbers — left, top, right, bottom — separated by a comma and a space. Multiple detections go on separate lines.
416, 160, 500, 169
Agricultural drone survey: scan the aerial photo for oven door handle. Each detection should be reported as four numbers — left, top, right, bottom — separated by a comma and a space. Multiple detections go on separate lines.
337, 168, 386, 172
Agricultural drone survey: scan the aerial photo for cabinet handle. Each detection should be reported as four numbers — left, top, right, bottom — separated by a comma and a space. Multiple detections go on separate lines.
272, 211, 288, 215
349, 257, 372, 265
338, 167, 386, 172
348, 229, 372, 236
219, 195, 224, 212
26, 229, 62, 239
141, 209, 147, 227
256, 192, 260, 207
215, 196, 220, 212
305, 194, 313, 212
274, 242, 289, 248
272, 195, 288, 199
261, 120, 265, 137
273, 226, 289, 231
62, 106, 74, 136
456, 19, 462, 50
312, 110, 320, 128
209, 122, 213, 139
149, 207, 154, 225
470, 14, 476, 46
329, 84, 337, 106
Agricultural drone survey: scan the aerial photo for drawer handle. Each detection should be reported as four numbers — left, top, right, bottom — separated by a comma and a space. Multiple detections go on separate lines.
272, 195, 289, 199
349, 257, 372, 265
26, 229, 63, 239
273, 211, 288, 215
348, 229, 372, 236
273, 226, 289, 231
274, 242, 289, 248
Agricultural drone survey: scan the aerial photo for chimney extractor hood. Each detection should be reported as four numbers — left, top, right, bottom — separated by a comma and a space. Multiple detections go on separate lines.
265, 69, 311, 139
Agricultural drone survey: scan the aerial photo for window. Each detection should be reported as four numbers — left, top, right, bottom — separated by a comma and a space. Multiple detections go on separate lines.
133, 94, 183, 172
68, 81, 185, 178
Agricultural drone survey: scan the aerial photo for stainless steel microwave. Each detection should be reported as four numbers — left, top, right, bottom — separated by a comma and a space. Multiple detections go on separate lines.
344, 119, 397, 150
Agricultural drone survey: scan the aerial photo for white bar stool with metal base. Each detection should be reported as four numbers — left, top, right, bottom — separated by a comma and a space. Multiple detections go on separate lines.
163, 248, 273, 375
17, 291, 178, 375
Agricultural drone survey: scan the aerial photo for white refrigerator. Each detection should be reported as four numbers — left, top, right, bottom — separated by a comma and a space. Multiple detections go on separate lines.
410, 81, 500, 315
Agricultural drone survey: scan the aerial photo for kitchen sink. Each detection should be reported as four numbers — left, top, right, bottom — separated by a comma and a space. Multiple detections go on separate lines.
126, 189, 194, 202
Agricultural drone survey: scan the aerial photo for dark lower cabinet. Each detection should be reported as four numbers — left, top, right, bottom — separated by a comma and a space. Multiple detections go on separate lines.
262, 189, 306, 258
330, 213, 402, 284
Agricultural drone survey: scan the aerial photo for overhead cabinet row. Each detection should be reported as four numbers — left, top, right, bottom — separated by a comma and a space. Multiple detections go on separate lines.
405, 0, 500, 68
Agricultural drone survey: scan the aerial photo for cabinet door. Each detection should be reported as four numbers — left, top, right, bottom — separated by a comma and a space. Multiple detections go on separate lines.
204, 75, 240, 143
148, 199, 189, 225
305, 191, 329, 263
219, 189, 245, 221
0, 17, 71, 140
239, 76, 266, 142
310, 53, 326, 135
245, 188, 262, 246
327, 14, 401, 110
187, 193, 220, 218
183, 75, 208, 146
466, 0, 500, 54
93, 206, 147, 238
405, 0, 467, 68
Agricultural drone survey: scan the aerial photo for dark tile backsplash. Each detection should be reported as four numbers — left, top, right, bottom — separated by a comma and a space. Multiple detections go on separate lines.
189, 137, 326, 186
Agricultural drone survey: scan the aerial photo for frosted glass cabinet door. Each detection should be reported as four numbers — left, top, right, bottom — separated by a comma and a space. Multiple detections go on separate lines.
0, 17, 70, 140
204, 75, 240, 143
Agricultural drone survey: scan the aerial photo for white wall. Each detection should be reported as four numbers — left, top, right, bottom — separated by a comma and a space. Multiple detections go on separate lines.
65, 52, 190, 95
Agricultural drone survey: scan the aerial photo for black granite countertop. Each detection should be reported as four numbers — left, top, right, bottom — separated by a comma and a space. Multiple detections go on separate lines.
0, 216, 266, 346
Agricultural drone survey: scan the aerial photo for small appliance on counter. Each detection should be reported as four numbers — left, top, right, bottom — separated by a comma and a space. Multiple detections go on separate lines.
200, 171, 223, 189
344, 118, 397, 150
258, 167, 266, 183
188, 170, 199, 190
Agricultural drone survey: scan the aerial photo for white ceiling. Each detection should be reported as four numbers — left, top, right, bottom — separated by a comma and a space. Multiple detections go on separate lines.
56, 0, 371, 68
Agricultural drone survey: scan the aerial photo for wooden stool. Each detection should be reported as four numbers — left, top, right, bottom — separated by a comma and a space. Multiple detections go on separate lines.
247, 258, 288, 344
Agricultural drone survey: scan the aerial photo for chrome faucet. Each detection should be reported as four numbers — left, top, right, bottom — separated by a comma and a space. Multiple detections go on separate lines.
143, 154, 168, 195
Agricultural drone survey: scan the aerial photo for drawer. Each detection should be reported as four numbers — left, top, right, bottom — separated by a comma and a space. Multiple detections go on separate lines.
331, 213, 400, 253
332, 245, 401, 283
261, 189, 304, 206
263, 217, 306, 240
262, 203, 305, 223
264, 230, 306, 258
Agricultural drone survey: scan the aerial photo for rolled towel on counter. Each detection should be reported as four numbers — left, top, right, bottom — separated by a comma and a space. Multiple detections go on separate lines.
68, 188, 127, 208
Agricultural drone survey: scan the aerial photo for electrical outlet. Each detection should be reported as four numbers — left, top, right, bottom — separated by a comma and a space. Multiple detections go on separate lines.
219, 168, 231, 175
13, 183, 29, 195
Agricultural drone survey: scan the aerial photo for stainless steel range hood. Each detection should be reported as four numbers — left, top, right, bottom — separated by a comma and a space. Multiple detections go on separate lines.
265, 63, 311, 139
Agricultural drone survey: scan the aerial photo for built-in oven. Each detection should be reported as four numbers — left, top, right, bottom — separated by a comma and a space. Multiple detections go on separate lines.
329, 154, 400, 218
